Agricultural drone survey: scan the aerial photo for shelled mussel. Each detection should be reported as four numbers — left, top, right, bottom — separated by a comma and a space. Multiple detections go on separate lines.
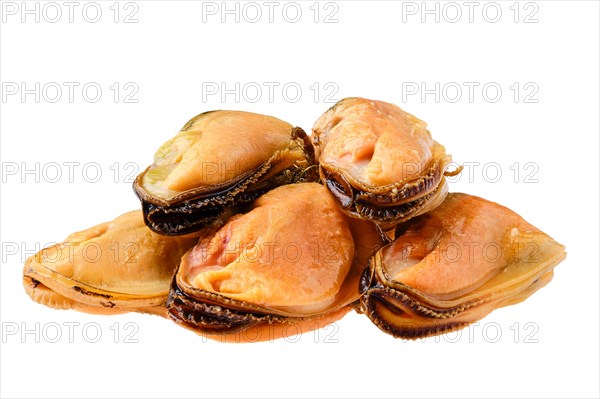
134, 111, 316, 236
167, 183, 383, 341
313, 98, 460, 229
23, 211, 198, 316
359, 193, 566, 339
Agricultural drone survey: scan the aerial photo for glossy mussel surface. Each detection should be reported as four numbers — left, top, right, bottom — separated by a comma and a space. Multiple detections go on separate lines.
134, 111, 316, 236
167, 183, 376, 342
23, 211, 198, 316
359, 193, 566, 339
313, 97, 459, 229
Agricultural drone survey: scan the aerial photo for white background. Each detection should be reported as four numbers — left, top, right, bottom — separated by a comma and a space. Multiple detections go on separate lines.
1, 1, 598, 398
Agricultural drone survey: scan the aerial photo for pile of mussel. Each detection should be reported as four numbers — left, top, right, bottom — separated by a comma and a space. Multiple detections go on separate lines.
23, 98, 566, 342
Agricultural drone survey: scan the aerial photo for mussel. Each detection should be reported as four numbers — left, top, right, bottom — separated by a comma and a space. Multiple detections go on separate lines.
313, 97, 460, 229
23, 211, 198, 316
21, 102, 566, 344
359, 193, 566, 339
134, 111, 316, 236
167, 183, 381, 342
